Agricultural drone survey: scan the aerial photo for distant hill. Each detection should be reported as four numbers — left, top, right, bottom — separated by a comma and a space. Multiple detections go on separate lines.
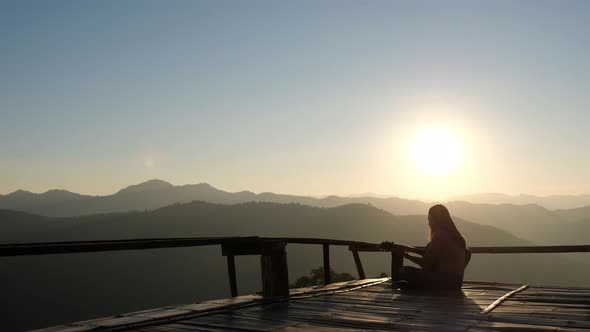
0, 201, 527, 245
442, 201, 590, 245
451, 192, 590, 210
0, 189, 90, 212
0, 210, 51, 243
2, 179, 590, 245
0, 179, 430, 217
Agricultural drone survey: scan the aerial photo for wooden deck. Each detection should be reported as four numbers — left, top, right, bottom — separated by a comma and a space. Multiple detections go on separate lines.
33, 278, 590, 332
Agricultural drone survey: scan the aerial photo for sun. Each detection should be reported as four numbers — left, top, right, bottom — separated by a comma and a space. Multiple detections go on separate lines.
411, 127, 463, 176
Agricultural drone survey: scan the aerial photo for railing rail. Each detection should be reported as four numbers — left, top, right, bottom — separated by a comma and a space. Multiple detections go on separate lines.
3, 237, 589, 257
0, 237, 382, 256
1, 237, 589, 298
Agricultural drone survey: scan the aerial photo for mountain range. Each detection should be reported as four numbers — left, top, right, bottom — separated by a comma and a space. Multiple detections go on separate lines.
451, 192, 590, 210
1, 179, 589, 245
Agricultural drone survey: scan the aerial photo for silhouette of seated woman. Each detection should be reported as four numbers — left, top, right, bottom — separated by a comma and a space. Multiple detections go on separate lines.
396, 204, 470, 291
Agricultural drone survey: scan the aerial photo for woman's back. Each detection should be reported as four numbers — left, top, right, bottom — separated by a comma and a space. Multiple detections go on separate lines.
424, 231, 466, 286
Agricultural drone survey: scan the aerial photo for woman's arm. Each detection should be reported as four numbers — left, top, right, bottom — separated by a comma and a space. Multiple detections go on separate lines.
404, 246, 426, 256
422, 239, 441, 271
380, 242, 426, 256
404, 253, 425, 267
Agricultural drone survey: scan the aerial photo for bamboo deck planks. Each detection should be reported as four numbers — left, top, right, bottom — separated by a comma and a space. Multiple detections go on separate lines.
31, 279, 590, 332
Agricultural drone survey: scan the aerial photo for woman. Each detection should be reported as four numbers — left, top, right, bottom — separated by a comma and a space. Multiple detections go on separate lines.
399, 204, 470, 290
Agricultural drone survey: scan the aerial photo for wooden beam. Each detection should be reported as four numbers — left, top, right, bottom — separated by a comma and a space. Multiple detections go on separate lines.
2, 237, 589, 257
226, 255, 238, 297
261, 242, 289, 297
352, 249, 366, 279
390, 249, 404, 281
468, 246, 590, 254
351, 244, 590, 254
350, 244, 425, 254
322, 243, 331, 285
281, 238, 380, 247
0, 237, 258, 257
481, 284, 529, 314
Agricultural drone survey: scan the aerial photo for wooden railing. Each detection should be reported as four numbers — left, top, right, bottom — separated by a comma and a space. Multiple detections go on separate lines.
1, 237, 589, 298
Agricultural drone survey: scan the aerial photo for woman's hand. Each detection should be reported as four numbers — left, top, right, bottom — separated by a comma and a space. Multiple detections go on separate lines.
380, 241, 395, 250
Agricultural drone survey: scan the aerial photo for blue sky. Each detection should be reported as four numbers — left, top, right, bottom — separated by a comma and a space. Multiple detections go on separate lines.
1, 1, 589, 199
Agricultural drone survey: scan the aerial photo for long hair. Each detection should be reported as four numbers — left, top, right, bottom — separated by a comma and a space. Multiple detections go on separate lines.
428, 204, 466, 248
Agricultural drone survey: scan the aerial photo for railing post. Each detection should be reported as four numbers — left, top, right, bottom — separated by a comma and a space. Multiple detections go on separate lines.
261, 241, 289, 298
226, 255, 238, 297
322, 243, 331, 285
352, 249, 366, 279
391, 249, 404, 281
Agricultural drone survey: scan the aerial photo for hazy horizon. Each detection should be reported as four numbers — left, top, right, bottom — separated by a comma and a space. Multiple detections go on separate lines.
2, 1, 590, 200
5, 178, 590, 206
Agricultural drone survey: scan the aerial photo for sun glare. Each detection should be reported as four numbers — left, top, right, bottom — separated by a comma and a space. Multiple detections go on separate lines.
412, 127, 463, 176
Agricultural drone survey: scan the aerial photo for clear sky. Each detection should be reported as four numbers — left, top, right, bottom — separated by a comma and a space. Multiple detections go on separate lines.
1, 0, 589, 200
